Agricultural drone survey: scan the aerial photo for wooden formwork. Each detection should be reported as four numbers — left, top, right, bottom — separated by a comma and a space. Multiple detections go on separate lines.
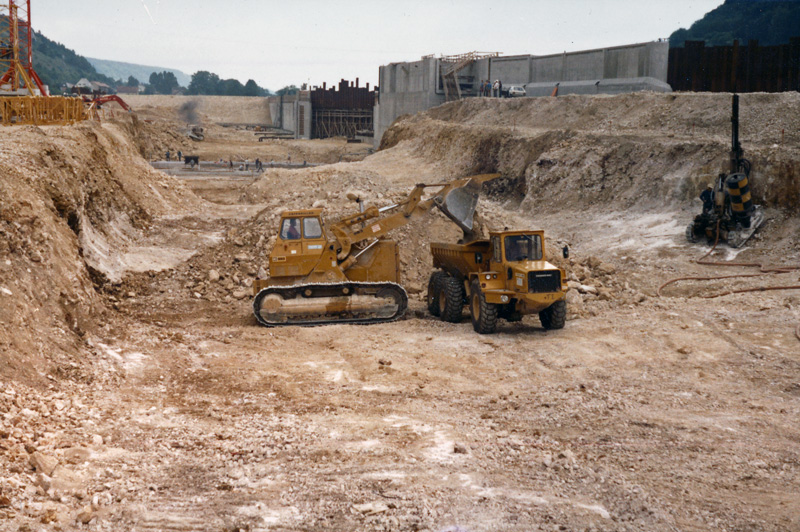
0, 96, 86, 125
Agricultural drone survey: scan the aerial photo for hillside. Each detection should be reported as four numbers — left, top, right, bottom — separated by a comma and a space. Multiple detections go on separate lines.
30, 29, 116, 91
88, 57, 191, 88
670, 0, 800, 47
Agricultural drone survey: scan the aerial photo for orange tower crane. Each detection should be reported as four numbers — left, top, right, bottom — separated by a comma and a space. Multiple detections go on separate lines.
0, 0, 48, 95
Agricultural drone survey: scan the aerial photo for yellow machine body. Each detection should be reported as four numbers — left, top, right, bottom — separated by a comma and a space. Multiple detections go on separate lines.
252, 174, 501, 327
429, 230, 568, 334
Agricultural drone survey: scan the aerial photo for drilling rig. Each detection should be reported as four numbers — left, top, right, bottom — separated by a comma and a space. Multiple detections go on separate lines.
686, 94, 764, 248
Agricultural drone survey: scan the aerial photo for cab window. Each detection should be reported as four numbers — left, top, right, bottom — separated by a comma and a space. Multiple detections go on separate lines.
504, 235, 542, 262
303, 217, 322, 238
280, 218, 301, 240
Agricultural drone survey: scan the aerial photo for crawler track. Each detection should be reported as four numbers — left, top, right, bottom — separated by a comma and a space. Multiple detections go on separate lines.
253, 281, 408, 327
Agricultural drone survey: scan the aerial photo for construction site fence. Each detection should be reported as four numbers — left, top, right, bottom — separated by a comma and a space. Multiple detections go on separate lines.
0, 95, 86, 125
668, 38, 800, 93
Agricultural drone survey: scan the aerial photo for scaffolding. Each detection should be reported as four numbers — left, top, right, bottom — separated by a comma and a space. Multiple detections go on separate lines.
0, 95, 85, 125
0, 1, 86, 124
310, 79, 375, 139
439, 51, 500, 101
312, 109, 372, 139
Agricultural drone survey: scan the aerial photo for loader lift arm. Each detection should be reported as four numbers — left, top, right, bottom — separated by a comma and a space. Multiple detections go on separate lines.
330, 173, 500, 261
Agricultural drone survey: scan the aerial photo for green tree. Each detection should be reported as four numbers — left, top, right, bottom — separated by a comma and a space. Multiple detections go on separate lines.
188, 70, 221, 95
126, 75, 140, 87
276, 85, 299, 96
243, 79, 262, 97
670, 0, 800, 47
149, 71, 179, 95
218, 78, 245, 96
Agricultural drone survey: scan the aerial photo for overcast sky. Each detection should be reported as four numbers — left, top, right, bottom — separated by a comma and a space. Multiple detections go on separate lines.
35, 0, 722, 90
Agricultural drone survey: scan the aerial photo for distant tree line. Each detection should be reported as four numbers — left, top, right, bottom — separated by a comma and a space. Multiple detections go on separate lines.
187, 71, 272, 97
670, 0, 800, 47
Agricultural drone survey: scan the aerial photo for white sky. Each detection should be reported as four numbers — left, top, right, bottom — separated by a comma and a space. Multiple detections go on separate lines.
34, 0, 722, 91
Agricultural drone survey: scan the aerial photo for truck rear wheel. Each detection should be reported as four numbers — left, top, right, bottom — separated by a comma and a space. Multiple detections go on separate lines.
539, 299, 566, 330
426, 271, 447, 317
470, 279, 498, 334
439, 276, 464, 323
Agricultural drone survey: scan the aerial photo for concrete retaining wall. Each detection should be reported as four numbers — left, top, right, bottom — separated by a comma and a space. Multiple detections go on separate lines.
266, 95, 312, 139
374, 41, 670, 146
374, 57, 446, 147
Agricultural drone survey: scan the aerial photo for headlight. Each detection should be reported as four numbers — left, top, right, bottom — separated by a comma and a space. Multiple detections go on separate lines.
501, 295, 509, 303
485, 274, 491, 280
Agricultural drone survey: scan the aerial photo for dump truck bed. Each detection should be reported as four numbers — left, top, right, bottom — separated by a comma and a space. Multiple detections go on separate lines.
430, 240, 491, 278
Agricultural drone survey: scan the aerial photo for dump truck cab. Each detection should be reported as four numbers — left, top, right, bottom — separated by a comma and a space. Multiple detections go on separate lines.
429, 230, 568, 334
486, 230, 564, 305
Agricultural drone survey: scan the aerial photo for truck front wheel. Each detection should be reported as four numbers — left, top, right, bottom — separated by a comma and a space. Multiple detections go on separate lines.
539, 300, 566, 330
426, 271, 447, 317
439, 276, 465, 323
470, 279, 498, 334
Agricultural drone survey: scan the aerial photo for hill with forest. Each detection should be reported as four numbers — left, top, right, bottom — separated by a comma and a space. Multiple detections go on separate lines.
670, 0, 800, 47
87, 57, 191, 88
30, 30, 117, 91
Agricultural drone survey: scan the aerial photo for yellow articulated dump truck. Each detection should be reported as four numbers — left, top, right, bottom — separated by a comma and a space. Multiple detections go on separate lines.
428, 231, 568, 334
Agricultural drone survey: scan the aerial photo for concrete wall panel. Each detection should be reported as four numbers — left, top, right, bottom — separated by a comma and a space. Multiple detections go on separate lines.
562, 50, 605, 81
488, 56, 531, 85
374, 42, 670, 146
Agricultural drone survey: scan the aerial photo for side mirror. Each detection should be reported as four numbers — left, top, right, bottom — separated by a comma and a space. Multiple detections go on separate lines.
562, 245, 569, 259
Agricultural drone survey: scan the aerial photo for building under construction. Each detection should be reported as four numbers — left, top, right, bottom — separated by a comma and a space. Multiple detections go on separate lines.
310, 79, 375, 140
266, 79, 376, 141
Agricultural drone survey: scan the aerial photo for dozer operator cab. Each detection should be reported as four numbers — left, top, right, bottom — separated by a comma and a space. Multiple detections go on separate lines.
269, 209, 329, 279
279, 214, 323, 241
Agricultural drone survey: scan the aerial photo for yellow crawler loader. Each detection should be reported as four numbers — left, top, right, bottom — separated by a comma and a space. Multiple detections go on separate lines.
252, 174, 500, 327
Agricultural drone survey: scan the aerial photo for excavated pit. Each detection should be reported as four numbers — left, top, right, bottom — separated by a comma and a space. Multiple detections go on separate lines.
1, 93, 799, 532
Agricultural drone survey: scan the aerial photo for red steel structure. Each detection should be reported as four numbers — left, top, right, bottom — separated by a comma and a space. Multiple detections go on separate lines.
0, 0, 48, 95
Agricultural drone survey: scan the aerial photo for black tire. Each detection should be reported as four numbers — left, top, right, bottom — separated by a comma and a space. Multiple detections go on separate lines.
685, 222, 698, 243
539, 300, 566, 330
439, 276, 465, 323
426, 271, 447, 317
470, 279, 498, 334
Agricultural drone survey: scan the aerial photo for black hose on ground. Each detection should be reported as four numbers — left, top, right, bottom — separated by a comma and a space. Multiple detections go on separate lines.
659, 220, 800, 342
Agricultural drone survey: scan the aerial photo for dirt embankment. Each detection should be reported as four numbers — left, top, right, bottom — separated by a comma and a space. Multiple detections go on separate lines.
382, 92, 800, 213
123, 95, 272, 125
0, 121, 199, 383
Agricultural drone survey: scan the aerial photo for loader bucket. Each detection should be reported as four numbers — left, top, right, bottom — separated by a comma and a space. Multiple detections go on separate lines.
435, 178, 482, 233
